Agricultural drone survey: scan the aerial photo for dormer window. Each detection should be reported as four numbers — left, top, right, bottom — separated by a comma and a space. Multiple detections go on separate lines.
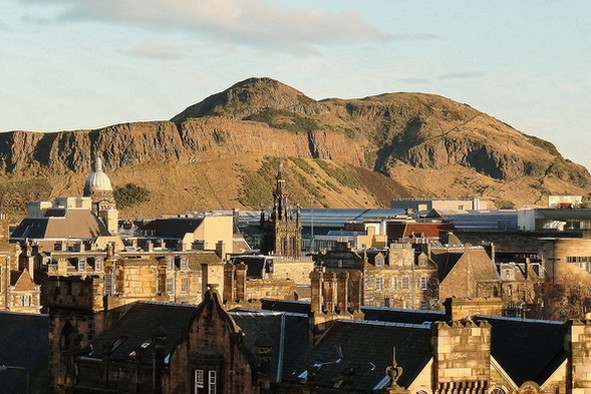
375, 255, 383, 267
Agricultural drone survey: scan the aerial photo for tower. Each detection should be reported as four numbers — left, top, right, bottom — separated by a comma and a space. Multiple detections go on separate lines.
84, 157, 119, 234
259, 161, 302, 257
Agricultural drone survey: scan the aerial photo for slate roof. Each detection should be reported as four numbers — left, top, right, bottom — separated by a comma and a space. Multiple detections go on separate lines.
259, 299, 446, 326
480, 315, 567, 386
285, 320, 432, 391
430, 250, 463, 280
230, 311, 310, 382
139, 217, 204, 239
431, 247, 499, 282
0, 312, 49, 394
260, 299, 311, 314
80, 302, 198, 366
362, 306, 445, 325
11, 209, 110, 240
231, 255, 269, 278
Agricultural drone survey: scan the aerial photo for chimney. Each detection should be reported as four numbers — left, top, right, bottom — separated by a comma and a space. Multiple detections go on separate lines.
310, 269, 323, 315
489, 242, 495, 263
147, 240, 153, 253
223, 262, 235, 304
336, 272, 349, 314
349, 271, 363, 314
524, 257, 530, 281
215, 240, 226, 260
322, 272, 337, 314
235, 263, 247, 303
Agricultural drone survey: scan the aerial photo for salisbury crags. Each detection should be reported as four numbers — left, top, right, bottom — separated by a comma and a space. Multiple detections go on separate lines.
1, 77, 589, 217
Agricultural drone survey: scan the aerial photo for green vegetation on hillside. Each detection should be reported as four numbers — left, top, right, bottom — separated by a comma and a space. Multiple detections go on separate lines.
0, 178, 53, 213
316, 160, 359, 189
114, 183, 151, 208
237, 157, 280, 208
245, 108, 318, 134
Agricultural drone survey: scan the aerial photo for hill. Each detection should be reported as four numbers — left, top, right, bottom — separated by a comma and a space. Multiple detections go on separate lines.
0, 77, 589, 220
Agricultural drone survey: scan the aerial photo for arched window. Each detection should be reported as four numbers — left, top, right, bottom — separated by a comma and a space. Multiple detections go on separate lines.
416, 390, 429, 394
491, 388, 506, 394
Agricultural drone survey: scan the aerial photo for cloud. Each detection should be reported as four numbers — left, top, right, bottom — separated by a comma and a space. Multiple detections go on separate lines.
438, 71, 484, 80
18, 0, 406, 53
122, 42, 181, 61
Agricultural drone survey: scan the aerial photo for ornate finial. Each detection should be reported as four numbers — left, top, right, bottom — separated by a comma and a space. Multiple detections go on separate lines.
278, 158, 283, 174
95, 157, 103, 172
385, 347, 403, 388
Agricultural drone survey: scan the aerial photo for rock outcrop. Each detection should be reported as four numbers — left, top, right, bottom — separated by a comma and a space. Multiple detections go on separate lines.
0, 77, 589, 217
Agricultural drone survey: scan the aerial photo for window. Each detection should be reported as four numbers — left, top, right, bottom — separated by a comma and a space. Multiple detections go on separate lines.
166, 277, 174, 294
95, 259, 103, 272
194, 369, 204, 391
104, 272, 114, 296
17, 295, 31, 307
181, 257, 189, 270
181, 278, 189, 294
167, 258, 174, 270
208, 370, 216, 394
420, 300, 428, 310
392, 277, 397, 291
402, 276, 410, 290
418, 255, 427, 267
420, 277, 428, 290
504, 269, 511, 279
458, 205, 464, 211
376, 277, 383, 291
490, 388, 506, 394
375, 255, 383, 267
78, 258, 86, 272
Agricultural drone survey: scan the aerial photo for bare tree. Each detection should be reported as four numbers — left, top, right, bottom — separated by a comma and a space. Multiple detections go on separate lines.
532, 267, 591, 320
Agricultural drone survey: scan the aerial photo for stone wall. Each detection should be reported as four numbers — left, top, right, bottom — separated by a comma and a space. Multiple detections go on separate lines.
272, 257, 314, 285
570, 320, 591, 391
433, 320, 492, 392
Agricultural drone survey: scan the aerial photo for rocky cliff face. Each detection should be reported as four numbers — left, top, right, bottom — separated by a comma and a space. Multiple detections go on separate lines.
1, 77, 589, 217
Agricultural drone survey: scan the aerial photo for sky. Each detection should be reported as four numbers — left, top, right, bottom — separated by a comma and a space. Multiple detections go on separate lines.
1, 1, 590, 169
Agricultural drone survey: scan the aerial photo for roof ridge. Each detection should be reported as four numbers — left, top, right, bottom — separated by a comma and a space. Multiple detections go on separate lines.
337, 319, 431, 330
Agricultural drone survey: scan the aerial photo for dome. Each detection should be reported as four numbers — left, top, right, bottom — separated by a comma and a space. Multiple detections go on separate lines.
84, 157, 113, 196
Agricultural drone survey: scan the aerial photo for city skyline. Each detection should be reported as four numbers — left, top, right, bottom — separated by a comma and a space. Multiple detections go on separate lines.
1, 1, 590, 171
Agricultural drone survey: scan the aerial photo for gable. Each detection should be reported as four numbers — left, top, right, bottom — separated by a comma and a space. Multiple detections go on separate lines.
13, 269, 35, 291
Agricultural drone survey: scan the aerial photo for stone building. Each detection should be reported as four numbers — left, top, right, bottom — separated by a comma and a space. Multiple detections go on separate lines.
538, 237, 591, 280
431, 244, 538, 311
138, 212, 234, 257
38, 274, 591, 394
316, 241, 439, 309
43, 244, 223, 310
259, 161, 302, 258
0, 212, 41, 313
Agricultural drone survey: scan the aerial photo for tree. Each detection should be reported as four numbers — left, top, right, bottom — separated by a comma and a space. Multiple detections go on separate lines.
531, 267, 591, 320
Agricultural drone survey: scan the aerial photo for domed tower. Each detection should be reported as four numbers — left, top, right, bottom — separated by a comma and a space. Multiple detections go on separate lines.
84, 157, 118, 234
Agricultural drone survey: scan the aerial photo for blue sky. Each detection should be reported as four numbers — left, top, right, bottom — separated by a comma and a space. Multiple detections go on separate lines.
1, 1, 590, 169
